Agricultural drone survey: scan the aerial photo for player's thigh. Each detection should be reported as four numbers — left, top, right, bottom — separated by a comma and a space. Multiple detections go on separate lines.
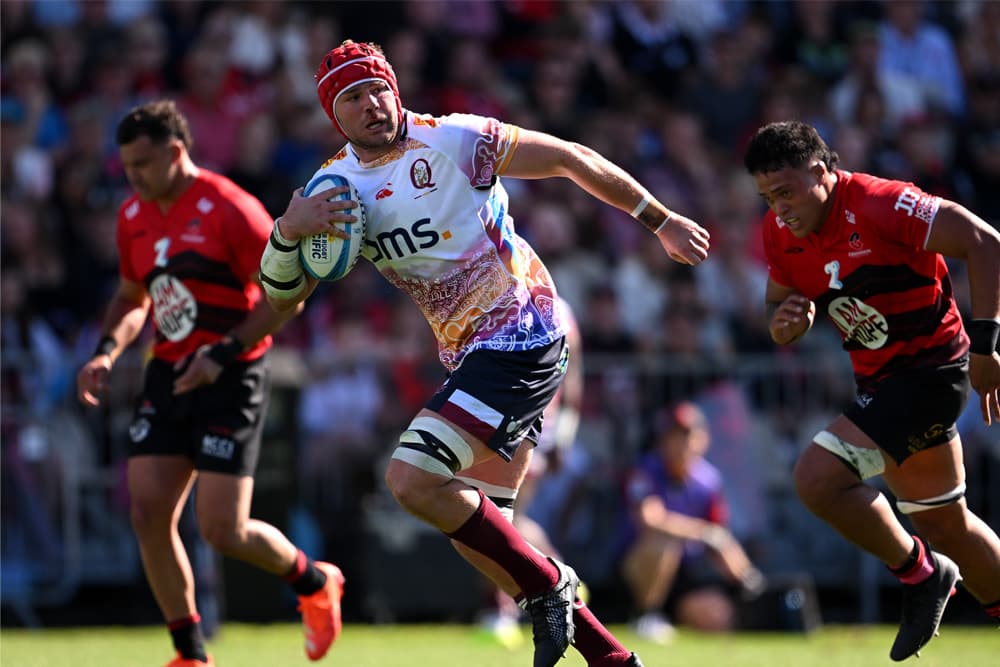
882, 436, 965, 503
458, 438, 534, 494
127, 454, 196, 517
194, 472, 255, 533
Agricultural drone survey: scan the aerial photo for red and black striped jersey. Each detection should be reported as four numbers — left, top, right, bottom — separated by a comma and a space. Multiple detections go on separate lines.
116, 168, 273, 363
764, 170, 968, 389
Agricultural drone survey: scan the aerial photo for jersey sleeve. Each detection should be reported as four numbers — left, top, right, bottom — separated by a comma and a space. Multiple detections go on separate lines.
762, 214, 795, 288
859, 177, 942, 250
223, 187, 274, 281
426, 113, 519, 188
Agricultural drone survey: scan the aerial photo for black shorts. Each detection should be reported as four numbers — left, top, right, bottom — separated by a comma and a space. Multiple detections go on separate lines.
127, 356, 270, 476
426, 338, 569, 462
846, 357, 970, 465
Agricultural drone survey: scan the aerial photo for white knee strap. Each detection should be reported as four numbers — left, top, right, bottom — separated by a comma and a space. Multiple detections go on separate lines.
896, 483, 966, 515
391, 415, 475, 477
454, 478, 517, 522
814, 430, 886, 480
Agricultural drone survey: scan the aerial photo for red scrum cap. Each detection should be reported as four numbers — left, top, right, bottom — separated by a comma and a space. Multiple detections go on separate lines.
315, 40, 403, 137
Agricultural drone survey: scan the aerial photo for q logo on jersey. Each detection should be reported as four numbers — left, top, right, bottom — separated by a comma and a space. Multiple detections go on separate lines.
828, 296, 889, 349
410, 159, 435, 189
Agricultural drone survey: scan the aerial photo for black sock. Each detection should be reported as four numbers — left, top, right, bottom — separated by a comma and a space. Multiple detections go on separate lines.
169, 614, 208, 661
283, 549, 327, 596
888, 536, 922, 575
984, 599, 1000, 620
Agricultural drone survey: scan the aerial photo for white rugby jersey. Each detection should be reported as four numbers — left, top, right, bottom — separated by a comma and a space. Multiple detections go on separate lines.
311, 112, 567, 370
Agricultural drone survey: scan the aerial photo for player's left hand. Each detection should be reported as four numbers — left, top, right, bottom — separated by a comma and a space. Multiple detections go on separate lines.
172, 346, 223, 394
655, 212, 710, 265
969, 351, 1000, 425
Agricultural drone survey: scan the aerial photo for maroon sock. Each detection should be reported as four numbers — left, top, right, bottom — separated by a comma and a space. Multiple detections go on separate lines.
446, 488, 558, 595
168, 613, 208, 661
985, 599, 1000, 620
572, 600, 631, 666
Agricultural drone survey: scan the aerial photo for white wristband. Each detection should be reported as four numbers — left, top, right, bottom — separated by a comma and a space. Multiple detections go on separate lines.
630, 195, 651, 219
272, 217, 298, 246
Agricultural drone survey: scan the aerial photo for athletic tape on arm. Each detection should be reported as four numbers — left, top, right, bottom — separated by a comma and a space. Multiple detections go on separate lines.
260, 222, 305, 300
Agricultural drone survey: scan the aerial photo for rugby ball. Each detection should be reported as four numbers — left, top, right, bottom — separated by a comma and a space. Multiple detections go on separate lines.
299, 173, 366, 281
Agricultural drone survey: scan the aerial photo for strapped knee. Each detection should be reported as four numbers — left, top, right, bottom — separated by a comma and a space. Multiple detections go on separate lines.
896, 483, 966, 514
814, 430, 886, 480
454, 477, 517, 522
391, 416, 474, 477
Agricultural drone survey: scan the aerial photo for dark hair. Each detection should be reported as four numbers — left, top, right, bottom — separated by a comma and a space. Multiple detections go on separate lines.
743, 120, 839, 175
115, 99, 193, 150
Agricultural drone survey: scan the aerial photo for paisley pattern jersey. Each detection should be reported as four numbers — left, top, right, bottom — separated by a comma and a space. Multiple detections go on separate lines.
310, 112, 566, 370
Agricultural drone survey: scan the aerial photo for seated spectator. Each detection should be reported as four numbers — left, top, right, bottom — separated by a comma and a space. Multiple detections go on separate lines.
616, 401, 764, 642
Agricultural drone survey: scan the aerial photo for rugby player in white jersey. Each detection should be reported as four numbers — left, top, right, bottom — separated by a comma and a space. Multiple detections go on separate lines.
260, 40, 710, 667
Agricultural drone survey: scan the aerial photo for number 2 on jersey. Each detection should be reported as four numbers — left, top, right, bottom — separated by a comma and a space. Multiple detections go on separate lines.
824, 260, 842, 290
154, 237, 170, 267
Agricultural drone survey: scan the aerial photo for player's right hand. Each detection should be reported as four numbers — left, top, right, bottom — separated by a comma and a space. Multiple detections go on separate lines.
279, 186, 355, 241
769, 293, 815, 345
655, 212, 710, 265
77, 355, 113, 407
969, 351, 1000, 425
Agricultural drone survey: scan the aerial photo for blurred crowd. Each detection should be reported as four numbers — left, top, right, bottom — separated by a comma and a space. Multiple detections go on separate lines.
3, 0, 999, 626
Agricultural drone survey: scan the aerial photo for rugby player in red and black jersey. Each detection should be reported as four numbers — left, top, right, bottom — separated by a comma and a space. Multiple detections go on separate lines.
76, 101, 344, 667
745, 120, 1000, 662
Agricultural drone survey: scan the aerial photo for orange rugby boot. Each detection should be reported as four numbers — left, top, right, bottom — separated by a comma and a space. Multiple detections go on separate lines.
298, 561, 345, 661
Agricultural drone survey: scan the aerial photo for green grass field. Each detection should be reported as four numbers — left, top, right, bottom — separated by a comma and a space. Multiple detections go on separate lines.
1, 623, 997, 667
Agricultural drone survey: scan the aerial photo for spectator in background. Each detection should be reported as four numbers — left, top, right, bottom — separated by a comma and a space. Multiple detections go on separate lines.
955, 73, 1000, 226
617, 401, 765, 643
829, 21, 925, 140
2, 39, 68, 153
695, 169, 771, 354
176, 36, 260, 174
680, 27, 762, 154
127, 14, 172, 100
878, 0, 965, 118
435, 37, 514, 119
225, 111, 294, 217
608, 0, 697, 101
773, 0, 850, 85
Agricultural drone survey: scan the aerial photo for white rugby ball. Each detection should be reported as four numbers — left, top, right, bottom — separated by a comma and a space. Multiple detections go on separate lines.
299, 173, 366, 281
